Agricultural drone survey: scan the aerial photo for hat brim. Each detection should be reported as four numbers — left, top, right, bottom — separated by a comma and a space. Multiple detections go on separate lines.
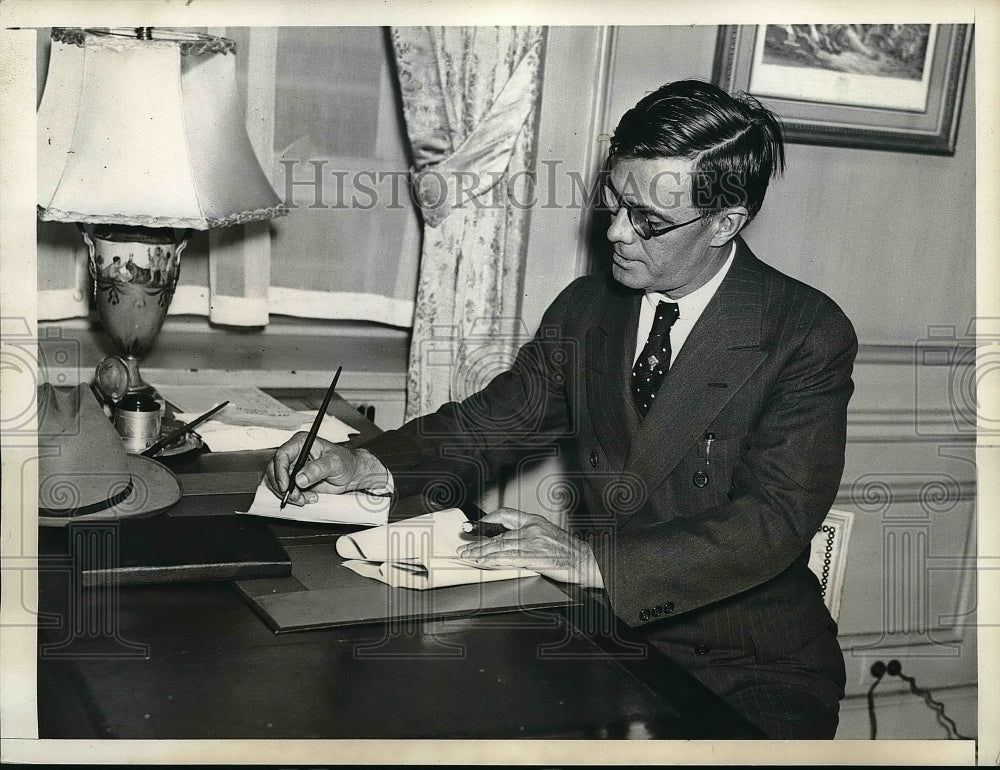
38, 455, 182, 527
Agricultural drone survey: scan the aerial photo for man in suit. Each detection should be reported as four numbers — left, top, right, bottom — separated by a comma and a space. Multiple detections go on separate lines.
266, 80, 857, 739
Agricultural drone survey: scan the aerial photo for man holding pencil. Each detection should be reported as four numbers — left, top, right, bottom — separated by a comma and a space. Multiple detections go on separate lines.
266, 80, 857, 739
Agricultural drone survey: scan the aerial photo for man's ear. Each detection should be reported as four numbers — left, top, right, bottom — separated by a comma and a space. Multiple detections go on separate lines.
709, 207, 749, 247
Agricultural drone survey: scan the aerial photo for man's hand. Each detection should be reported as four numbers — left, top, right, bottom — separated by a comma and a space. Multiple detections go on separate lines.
456, 507, 605, 588
264, 434, 389, 506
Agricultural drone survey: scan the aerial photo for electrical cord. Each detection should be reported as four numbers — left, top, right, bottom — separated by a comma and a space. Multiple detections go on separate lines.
886, 660, 972, 741
867, 661, 886, 740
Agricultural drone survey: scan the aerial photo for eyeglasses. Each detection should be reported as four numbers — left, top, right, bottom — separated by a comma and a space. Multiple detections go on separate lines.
601, 179, 707, 240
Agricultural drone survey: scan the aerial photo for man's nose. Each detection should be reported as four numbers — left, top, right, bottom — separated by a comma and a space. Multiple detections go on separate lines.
606, 208, 636, 244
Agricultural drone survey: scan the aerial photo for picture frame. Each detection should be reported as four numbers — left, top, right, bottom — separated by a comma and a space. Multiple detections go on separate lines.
712, 24, 973, 155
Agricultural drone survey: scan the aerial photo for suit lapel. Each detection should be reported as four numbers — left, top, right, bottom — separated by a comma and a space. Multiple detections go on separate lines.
585, 285, 640, 466
623, 240, 768, 500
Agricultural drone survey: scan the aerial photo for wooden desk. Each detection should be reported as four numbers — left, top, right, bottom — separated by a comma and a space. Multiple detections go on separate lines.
36, 392, 762, 739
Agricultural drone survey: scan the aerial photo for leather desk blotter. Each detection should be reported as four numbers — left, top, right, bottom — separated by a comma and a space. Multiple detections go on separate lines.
40, 515, 292, 587
234, 541, 576, 633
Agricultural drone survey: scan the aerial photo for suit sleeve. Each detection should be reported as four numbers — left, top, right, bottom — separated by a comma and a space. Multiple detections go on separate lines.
589, 304, 858, 627
359, 279, 588, 505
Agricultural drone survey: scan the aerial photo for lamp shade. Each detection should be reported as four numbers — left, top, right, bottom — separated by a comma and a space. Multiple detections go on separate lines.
37, 28, 287, 230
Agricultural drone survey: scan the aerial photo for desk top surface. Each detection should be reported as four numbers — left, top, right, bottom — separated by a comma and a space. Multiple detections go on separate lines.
36, 391, 761, 740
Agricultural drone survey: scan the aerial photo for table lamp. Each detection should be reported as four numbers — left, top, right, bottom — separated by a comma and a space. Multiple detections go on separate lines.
36, 27, 287, 450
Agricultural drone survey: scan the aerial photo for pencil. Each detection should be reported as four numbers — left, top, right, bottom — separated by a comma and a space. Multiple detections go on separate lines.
281, 366, 342, 509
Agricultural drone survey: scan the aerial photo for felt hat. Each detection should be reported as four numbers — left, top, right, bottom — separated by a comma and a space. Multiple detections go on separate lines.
37, 384, 181, 527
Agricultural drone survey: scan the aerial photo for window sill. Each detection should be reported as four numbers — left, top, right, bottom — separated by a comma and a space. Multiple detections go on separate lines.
39, 317, 410, 393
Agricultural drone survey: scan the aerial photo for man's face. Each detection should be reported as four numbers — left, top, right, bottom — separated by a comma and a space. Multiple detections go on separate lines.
606, 156, 731, 298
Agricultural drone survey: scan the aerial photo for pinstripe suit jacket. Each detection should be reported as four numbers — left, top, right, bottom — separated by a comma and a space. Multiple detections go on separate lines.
363, 237, 858, 671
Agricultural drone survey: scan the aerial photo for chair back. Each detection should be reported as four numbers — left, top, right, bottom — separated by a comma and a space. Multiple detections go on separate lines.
808, 508, 855, 621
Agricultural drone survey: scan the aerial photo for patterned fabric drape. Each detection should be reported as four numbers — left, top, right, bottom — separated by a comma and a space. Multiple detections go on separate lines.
390, 26, 546, 420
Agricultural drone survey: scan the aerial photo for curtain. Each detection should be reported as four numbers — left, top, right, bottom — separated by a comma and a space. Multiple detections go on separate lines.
268, 27, 420, 327
390, 27, 546, 420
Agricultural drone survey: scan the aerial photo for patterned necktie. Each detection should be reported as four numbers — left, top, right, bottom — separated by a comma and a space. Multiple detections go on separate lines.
632, 300, 679, 417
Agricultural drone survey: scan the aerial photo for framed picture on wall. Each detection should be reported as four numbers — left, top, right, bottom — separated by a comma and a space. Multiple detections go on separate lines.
713, 24, 973, 154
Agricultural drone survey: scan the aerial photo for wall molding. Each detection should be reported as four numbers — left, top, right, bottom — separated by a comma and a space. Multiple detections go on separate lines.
855, 342, 976, 366
834, 478, 976, 507
848, 342, 977, 442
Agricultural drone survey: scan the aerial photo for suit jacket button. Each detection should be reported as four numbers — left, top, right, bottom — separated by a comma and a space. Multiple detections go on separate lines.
638, 609, 650, 622
663, 602, 675, 614
695, 644, 710, 656
590, 450, 599, 468
651, 605, 662, 617
692, 470, 709, 488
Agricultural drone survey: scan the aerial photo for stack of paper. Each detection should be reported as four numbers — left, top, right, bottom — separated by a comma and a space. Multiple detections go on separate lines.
172, 410, 358, 452
154, 384, 358, 451
239, 478, 391, 526
336, 508, 537, 590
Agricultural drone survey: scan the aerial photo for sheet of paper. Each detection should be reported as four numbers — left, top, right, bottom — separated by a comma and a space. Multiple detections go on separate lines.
238, 478, 390, 526
174, 410, 357, 452
154, 384, 306, 429
341, 558, 534, 590
336, 509, 537, 590
335, 508, 471, 561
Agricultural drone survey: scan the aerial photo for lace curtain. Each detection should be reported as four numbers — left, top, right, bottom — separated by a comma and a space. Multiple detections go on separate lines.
390, 27, 546, 420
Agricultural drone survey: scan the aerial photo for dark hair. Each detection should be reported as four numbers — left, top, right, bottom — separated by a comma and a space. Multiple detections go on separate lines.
609, 79, 785, 222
